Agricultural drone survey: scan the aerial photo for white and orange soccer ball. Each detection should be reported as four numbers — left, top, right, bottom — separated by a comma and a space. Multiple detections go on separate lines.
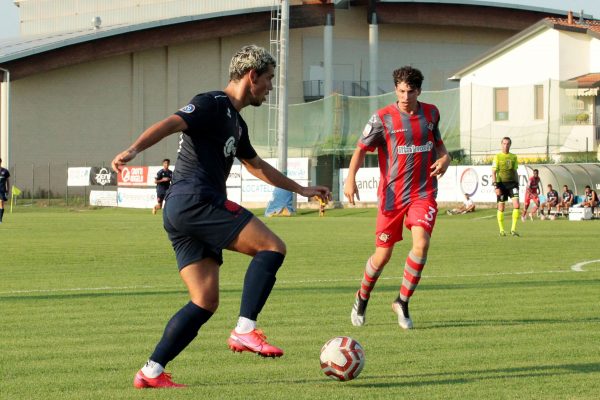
319, 336, 365, 381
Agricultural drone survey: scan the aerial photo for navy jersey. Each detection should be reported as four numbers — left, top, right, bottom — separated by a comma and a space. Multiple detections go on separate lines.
0, 167, 9, 192
172, 91, 257, 198
155, 168, 173, 191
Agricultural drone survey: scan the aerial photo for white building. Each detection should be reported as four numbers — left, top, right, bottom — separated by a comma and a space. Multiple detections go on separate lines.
450, 12, 600, 160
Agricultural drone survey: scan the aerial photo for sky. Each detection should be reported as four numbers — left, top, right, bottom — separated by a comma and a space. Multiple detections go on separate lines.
1, 0, 600, 40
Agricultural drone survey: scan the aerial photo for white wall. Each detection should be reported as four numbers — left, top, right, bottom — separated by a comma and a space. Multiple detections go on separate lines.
558, 31, 591, 81
457, 27, 599, 155
459, 28, 560, 87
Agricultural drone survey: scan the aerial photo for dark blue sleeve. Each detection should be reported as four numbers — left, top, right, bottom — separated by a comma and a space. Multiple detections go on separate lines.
174, 94, 216, 134
235, 119, 257, 160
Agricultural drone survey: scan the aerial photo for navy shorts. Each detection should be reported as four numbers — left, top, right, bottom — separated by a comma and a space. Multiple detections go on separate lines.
0, 191, 7, 202
156, 188, 168, 202
162, 194, 254, 270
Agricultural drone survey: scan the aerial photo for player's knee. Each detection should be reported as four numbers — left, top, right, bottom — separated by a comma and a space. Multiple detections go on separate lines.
412, 240, 429, 256
192, 296, 219, 313
266, 235, 286, 255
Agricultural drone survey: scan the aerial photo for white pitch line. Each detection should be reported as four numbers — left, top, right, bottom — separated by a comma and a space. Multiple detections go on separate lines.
570, 259, 600, 272
2, 267, 593, 295
2, 285, 154, 295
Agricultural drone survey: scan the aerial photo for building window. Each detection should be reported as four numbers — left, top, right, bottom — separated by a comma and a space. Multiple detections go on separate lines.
494, 88, 508, 121
534, 85, 544, 120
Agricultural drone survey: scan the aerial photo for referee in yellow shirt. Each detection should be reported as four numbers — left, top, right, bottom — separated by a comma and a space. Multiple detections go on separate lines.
491, 137, 520, 236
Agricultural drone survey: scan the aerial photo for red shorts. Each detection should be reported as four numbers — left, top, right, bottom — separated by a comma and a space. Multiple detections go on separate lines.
524, 193, 540, 206
375, 198, 438, 248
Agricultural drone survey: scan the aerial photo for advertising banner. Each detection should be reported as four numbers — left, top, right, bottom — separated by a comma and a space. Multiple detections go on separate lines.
89, 190, 118, 207
226, 164, 242, 187
90, 167, 117, 186
117, 187, 156, 208
339, 168, 380, 203
67, 167, 91, 187
241, 179, 309, 203
117, 166, 149, 186
340, 165, 531, 204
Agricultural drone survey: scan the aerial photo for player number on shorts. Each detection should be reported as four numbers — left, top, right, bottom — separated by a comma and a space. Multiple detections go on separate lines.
424, 206, 436, 222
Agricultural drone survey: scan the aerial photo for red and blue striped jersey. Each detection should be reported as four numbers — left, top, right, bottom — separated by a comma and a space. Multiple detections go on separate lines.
358, 101, 444, 211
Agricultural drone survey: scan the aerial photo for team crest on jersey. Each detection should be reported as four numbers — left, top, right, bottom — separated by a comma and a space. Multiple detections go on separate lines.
362, 123, 372, 137
378, 232, 390, 243
227, 108, 232, 119
224, 136, 236, 157
427, 121, 434, 131
179, 104, 195, 113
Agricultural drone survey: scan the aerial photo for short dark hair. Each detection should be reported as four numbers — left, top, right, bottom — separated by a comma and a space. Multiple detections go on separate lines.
533, 169, 539, 173
502, 137, 511, 144
392, 66, 424, 89
585, 185, 591, 189
163, 159, 170, 164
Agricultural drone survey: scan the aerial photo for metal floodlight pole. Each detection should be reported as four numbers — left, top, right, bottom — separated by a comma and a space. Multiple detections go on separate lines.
0, 67, 10, 168
277, 0, 289, 175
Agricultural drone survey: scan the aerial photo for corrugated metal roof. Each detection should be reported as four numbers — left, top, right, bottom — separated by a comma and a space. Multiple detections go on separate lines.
379, 0, 587, 17
0, 7, 271, 64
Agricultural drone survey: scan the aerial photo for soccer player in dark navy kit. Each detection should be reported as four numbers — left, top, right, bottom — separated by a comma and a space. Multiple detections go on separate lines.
152, 158, 172, 215
344, 66, 450, 330
112, 45, 330, 389
0, 158, 10, 223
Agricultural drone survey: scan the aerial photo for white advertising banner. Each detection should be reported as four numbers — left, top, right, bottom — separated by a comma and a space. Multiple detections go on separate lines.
226, 164, 242, 187
67, 167, 91, 186
230, 158, 310, 204
286, 158, 309, 180
89, 190, 118, 207
339, 168, 380, 203
117, 188, 157, 209
147, 166, 175, 187
340, 165, 531, 204
241, 179, 309, 203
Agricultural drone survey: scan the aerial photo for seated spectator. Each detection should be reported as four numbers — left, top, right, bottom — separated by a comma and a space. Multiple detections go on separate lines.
556, 184, 574, 215
539, 184, 559, 220
447, 193, 476, 215
580, 185, 599, 210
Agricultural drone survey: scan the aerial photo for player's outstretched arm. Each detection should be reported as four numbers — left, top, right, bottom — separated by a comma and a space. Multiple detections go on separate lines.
241, 156, 330, 203
111, 115, 187, 172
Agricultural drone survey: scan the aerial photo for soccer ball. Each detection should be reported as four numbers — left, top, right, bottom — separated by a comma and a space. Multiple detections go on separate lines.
319, 336, 365, 381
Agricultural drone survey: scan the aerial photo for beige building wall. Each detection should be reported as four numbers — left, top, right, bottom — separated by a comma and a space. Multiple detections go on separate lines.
8, 5, 517, 182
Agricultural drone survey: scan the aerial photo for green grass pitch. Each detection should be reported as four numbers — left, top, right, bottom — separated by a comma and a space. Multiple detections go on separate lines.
1, 206, 599, 399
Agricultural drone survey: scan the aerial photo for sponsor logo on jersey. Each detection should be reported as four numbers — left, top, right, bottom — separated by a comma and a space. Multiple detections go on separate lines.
390, 128, 408, 134
179, 104, 195, 113
362, 123, 372, 137
396, 141, 433, 155
224, 136, 236, 157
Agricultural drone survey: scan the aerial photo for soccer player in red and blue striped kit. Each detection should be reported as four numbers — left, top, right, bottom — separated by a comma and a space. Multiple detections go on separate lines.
344, 66, 450, 330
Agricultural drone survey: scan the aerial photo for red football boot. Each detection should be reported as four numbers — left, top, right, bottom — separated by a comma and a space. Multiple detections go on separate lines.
133, 370, 187, 389
227, 329, 284, 358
